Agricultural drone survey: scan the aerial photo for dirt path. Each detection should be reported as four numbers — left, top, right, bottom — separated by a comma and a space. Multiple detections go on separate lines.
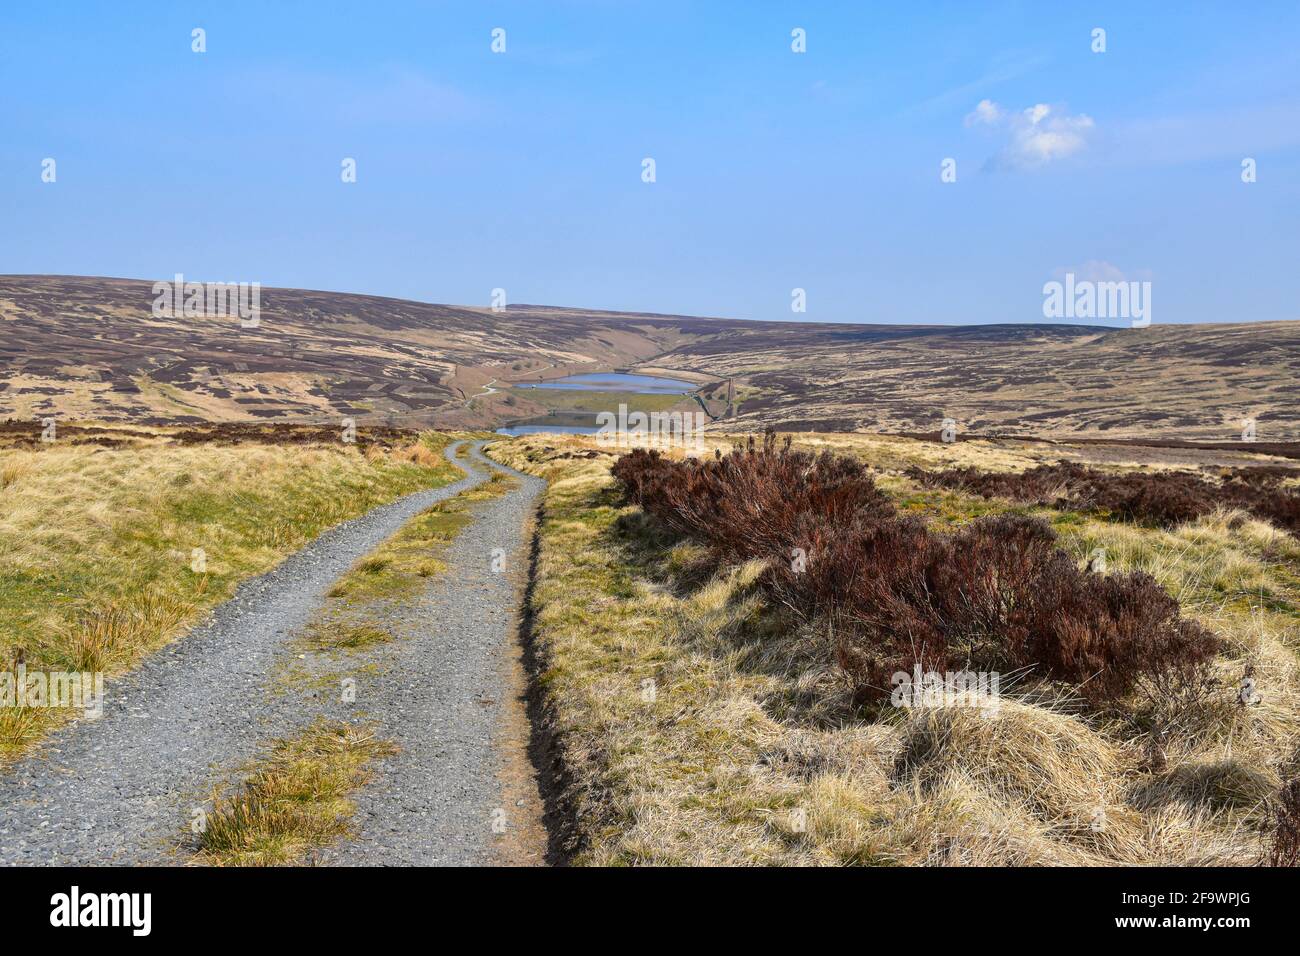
316, 444, 547, 865
459, 378, 500, 408
0, 441, 545, 866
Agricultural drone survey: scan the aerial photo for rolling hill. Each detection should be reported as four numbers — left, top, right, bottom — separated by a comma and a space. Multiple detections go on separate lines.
2, 275, 1298, 441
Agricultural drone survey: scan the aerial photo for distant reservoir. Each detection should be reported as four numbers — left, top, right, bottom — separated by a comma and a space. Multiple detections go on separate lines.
498, 371, 701, 436
515, 372, 696, 394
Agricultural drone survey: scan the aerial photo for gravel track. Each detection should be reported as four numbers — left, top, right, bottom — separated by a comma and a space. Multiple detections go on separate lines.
317, 443, 545, 865
0, 440, 537, 866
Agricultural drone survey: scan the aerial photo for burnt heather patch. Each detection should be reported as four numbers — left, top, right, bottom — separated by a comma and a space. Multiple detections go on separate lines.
906, 461, 1300, 536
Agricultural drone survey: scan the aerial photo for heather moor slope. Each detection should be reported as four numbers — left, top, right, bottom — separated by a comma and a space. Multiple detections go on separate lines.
2, 275, 1298, 441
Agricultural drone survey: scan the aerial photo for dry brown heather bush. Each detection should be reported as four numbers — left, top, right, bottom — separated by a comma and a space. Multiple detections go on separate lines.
615, 433, 895, 563
1226, 465, 1297, 487
501, 434, 1299, 864
613, 435, 1220, 708
499, 434, 1300, 864
1266, 779, 1300, 866
907, 461, 1300, 535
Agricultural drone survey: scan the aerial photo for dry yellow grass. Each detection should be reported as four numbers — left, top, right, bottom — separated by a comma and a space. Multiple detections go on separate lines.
492, 432, 1300, 866
0, 432, 461, 762
193, 721, 397, 866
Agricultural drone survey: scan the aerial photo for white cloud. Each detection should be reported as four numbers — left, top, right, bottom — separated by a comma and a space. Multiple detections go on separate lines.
1025, 103, 1051, 125
964, 98, 1003, 126
967, 100, 1095, 169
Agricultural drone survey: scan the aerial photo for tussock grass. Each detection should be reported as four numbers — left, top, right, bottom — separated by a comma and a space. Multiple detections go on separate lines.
194, 721, 397, 866
301, 620, 394, 652
0, 431, 461, 762
496, 432, 1300, 866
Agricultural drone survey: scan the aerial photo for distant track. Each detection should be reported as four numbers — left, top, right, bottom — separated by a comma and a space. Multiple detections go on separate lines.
461, 378, 499, 407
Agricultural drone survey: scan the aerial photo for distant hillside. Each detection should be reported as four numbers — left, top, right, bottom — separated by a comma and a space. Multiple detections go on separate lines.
0, 275, 739, 428
2, 275, 1297, 440
655, 319, 1300, 441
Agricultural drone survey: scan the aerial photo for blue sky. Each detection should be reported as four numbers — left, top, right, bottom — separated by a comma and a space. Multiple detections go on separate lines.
3, 1, 1298, 325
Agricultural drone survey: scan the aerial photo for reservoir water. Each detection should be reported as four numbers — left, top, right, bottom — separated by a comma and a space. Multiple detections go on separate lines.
515, 372, 697, 394
498, 371, 701, 436
494, 424, 604, 436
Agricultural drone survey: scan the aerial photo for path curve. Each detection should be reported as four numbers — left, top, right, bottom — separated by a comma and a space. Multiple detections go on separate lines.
318, 442, 545, 865
0, 440, 539, 866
